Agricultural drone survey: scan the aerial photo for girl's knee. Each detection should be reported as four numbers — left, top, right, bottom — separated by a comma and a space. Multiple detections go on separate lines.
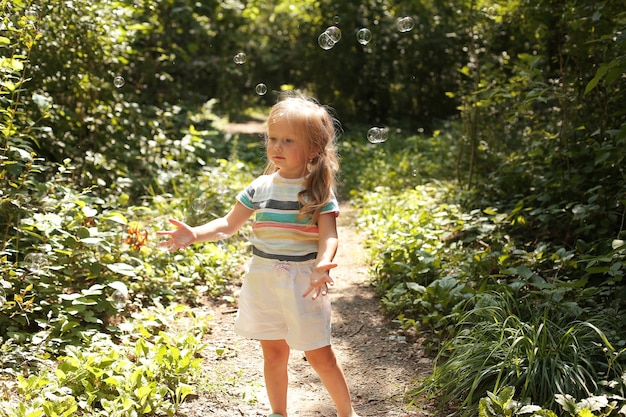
261, 340, 290, 365
304, 345, 337, 369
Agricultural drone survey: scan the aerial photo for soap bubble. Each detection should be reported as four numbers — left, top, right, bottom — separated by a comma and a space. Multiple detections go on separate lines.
356, 28, 372, 45
25, 9, 39, 22
485, 6, 498, 18
396, 16, 415, 33
318, 26, 342, 50
255, 83, 268, 95
367, 127, 389, 144
113, 75, 125, 88
191, 197, 206, 212
233, 52, 247, 65
111, 290, 128, 309
24, 252, 48, 273
333, 15, 341, 24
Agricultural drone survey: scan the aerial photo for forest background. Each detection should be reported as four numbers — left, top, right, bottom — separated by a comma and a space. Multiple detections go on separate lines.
1, 0, 625, 416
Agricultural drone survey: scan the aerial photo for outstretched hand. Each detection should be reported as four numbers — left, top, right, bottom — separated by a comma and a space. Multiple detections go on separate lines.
157, 219, 196, 252
302, 261, 337, 300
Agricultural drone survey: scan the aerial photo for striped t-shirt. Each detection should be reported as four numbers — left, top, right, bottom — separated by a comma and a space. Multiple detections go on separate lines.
236, 172, 339, 262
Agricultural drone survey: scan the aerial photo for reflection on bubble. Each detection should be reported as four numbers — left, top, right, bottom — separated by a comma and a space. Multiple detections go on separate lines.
113, 76, 125, 88
191, 197, 206, 212
255, 83, 268, 95
318, 32, 334, 50
396, 16, 415, 33
233, 52, 247, 65
356, 28, 372, 45
24, 252, 48, 273
367, 127, 389, 144
326, 26, 342, 42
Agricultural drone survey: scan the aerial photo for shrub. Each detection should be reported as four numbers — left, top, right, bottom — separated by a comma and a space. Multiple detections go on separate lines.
416, 291, 625, 416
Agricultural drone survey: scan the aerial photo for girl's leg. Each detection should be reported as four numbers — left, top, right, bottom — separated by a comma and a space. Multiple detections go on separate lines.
305, 345, 358, 417
260, 339, 291, 417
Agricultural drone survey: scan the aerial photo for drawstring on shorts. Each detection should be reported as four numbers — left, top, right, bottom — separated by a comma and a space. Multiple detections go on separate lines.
274, 262, 292, 278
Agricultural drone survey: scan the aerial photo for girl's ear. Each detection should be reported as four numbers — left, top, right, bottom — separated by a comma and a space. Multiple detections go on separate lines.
308, 151, 321, 161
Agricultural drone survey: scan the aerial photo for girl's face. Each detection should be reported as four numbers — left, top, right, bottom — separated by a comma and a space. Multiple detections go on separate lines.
266, 116, 317, 179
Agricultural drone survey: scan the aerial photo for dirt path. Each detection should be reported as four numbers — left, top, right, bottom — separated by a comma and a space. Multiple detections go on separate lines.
176, 203, 433, 417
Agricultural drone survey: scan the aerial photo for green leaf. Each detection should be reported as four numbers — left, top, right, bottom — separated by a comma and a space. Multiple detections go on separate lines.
406, 282, 426, 293
0, 57, 24, 72
107, 262, 136, 277
135, 382, 155, 402
108, 281, 129, 296
584, 62, 616, 94
102, 212, 128, 225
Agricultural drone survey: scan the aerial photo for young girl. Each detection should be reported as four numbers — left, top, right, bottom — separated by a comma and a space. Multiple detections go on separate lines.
158, 93, 360, 417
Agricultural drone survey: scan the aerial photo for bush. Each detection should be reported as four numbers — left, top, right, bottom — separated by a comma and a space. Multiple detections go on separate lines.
417, 291, 625, 416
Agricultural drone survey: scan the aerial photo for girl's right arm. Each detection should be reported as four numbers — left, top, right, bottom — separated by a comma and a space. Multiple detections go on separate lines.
157, 202, 254, 252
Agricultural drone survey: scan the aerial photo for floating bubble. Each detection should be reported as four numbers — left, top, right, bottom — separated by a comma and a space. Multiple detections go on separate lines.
318, 31, 335, 50
356, 28, 372, 45
255, 83, 268, 95
113, 75, 125, 88
333, 15, 341, 25
24, 252, 48, 273
25, 9, 39, 21
367, 127, 389, 144
111, 290, 128, 309
485, 6, 498, 18
191, 197, 206, 212
318, 26, 343, 50
396, 16, 415, 33
233, 52, 247, 65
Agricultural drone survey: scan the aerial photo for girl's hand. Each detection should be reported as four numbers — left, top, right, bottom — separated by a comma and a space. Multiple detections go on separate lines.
303, 261, 337, 300
157, 219, 196, 252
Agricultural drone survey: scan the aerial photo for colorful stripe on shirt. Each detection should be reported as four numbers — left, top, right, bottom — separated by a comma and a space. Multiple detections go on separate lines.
236, 172, 339, 261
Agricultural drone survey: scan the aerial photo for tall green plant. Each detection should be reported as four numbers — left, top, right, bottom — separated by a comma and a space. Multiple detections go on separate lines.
416, 291, 624, 416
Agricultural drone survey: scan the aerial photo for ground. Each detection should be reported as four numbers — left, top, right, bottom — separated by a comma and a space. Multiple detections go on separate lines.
174, 203, 435, 417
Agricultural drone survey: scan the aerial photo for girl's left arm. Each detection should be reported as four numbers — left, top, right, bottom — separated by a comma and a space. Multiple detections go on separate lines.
303, 213, 339, 300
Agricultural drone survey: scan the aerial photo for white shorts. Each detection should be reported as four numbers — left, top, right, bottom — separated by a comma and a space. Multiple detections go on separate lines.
234, 256, 332, 351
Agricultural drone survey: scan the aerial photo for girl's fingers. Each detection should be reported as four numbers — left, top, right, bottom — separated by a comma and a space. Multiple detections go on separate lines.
168, 218, 186, 228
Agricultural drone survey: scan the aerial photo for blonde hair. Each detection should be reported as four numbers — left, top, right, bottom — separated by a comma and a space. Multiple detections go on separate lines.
263, 92, 340, 224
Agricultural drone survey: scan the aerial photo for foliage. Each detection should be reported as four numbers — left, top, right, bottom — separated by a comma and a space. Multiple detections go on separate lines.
478, 386, 626, 417
416, 291, 624, 415
356, 179, 626, 412
454, 0, 626, 245
0, 303, 209, 417
1, 8, 255, 417
1, 164, 251, 371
